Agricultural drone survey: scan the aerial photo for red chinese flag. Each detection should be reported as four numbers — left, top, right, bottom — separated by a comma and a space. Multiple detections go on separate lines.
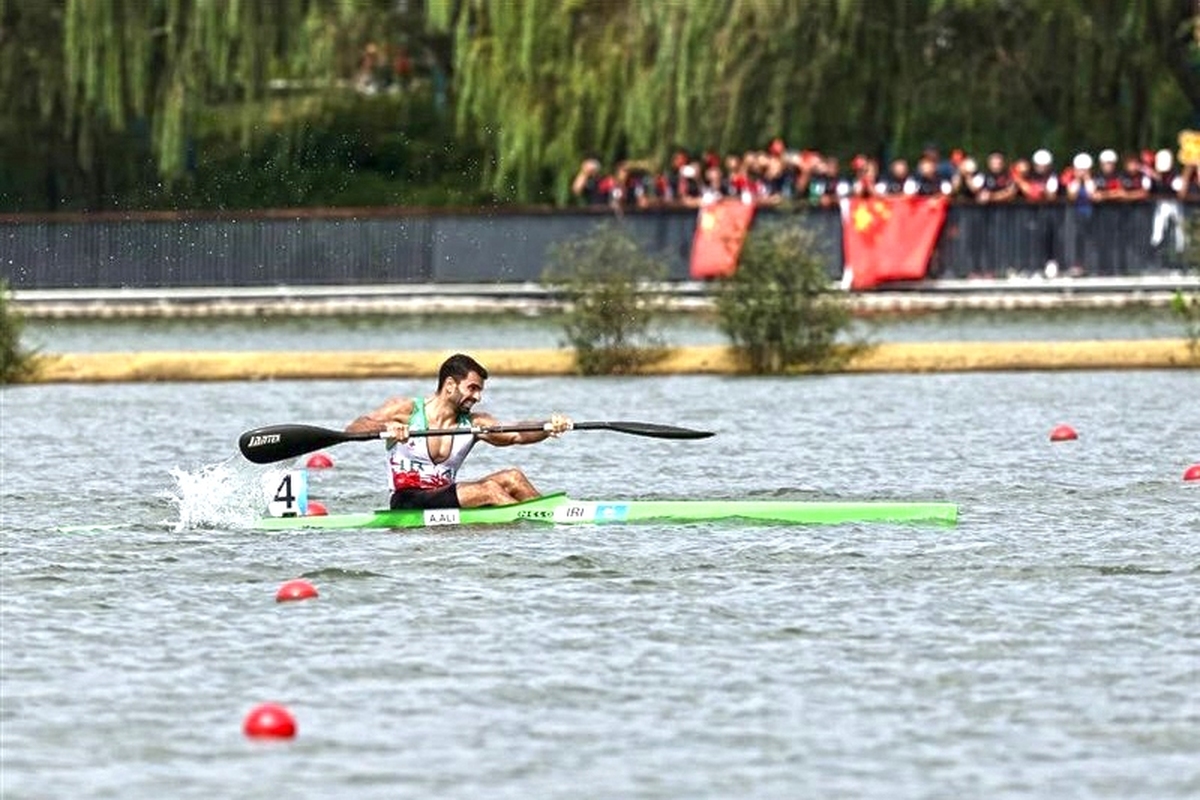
689, 199, 757, 279
839, 196, 948, 290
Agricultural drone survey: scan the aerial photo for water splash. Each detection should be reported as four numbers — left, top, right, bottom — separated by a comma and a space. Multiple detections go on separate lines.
161, 459, 276, 531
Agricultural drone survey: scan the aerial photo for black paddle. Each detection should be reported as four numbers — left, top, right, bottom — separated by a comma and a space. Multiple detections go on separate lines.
238, 420, 714, 464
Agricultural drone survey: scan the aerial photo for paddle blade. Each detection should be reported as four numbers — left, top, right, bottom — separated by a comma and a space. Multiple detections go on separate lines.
238, 424, 376, 464
574, 421, 714, 439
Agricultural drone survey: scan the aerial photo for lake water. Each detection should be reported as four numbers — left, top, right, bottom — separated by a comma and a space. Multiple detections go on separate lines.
20, 306, 1183, 353
2, 320, 1199, 798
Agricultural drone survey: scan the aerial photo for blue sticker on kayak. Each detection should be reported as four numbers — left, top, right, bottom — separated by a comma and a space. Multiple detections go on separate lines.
594, 503, 629, 521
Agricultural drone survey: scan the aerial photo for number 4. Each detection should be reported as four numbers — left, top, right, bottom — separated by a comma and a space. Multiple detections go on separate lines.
263, 469, 308, 517
274, 473, 296, 505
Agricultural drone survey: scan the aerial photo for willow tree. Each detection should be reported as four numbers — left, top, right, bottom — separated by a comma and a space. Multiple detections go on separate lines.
1, 0, 394, 208
430, 0, 1199, 204
5, 0, 1199, 210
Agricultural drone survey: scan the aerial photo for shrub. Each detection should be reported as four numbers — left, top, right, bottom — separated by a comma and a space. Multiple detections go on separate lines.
713, 222, 856, 373
1171, 289, 1200, 356
1176, 217, 1200, 357
542, 223, 668, 375
0, 280, 36, 383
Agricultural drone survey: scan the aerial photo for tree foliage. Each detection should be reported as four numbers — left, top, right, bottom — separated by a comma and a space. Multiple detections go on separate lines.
542, 223, 668, 375
1, 0, 397, 207
713, 222, 856, 374
0, 280, 35, 384
2, 0, 1199, 209
1177, 216, 1200, 356
432, 0, 1200, 203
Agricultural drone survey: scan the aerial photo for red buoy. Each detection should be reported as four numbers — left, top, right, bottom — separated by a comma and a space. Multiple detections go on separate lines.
243, 703, 297, 739
1184, 464, 1200, 482
305, 453, 334, 470
275, 579, 318, 603
306, 500, 328, 516
1049, 424, 1078, 442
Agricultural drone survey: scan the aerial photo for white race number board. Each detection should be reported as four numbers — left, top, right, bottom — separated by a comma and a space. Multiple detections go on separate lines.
263, 469, 309, 517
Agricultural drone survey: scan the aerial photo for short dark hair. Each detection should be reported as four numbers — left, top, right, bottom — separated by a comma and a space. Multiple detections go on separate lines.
437, 353, 488, 390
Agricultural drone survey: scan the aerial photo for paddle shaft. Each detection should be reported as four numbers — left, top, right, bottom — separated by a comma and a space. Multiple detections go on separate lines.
238, 420, 712, 464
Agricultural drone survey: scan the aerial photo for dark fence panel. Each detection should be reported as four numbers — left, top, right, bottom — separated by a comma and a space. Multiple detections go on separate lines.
932, 202, 1190, 278
0, 202, 1191, 290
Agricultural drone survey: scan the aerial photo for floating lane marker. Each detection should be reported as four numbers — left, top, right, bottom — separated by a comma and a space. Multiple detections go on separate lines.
243, 703, 297, 739
1049, 424, 1078, 442
275, 579, 319, 603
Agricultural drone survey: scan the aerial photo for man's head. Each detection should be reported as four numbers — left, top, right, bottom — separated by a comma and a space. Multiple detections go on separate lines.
437, 354, 489, 411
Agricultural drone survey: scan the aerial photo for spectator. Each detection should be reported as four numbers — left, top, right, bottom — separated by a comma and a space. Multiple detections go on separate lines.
923, 142, 957, 183
1148, 149, 1185, 258
727, 154, 760, 203
1148, 148, 1185, 199
1183, 160, 1200, 199
1017, 149, 1062, 277
850, 155, 878, 197
1015, 149, 1060, 202
392, 46, 414, 91
1116, 153, 1150, 201
1065, 152, 1096, 201
356, 42, 385, 94
610, 161, 652, 211
1093, 149, 1122, 200
700, 161, 727, 205
973, 152, 1017, 203
1064, 152, 1097, 275
877, 158, 915, 195
951, 155, 980, 201
806, 155, 851, 208
759, 140, 796, 202
571, 157, 608, 206
664, 150, 704, 206
722, 153, 742, 195
1009, 158, 1031, 189
913, 155, 952, 196
677, 161, 705, 207
745, 150, 774, 203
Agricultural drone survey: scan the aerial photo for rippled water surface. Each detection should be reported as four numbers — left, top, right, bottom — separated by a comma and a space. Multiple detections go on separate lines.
2, 365, 1198, 799
23, 306, 1183, 352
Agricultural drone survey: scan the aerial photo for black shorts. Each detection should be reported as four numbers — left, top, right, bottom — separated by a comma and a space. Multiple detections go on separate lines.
390, 484, 460, 510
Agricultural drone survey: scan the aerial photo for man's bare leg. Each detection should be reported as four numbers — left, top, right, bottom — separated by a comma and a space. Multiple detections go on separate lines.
456, 468, 541, 508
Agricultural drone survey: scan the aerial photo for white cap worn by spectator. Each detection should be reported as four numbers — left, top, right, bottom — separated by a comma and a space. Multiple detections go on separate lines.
1098, 149, 1118, 164
1073, 152, 1093, 171
1033, 149, 1053, 167
1154, 149, 1173, 172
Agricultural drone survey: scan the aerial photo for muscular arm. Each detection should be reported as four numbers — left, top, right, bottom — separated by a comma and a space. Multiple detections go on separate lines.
345, 397, 415, 435
471, 412, 567, 447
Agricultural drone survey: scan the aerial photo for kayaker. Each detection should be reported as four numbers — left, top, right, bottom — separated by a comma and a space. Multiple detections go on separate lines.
345, 353, 572, 510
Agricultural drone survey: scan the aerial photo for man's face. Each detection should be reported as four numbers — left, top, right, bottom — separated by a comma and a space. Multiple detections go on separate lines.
448, 371, 485, 412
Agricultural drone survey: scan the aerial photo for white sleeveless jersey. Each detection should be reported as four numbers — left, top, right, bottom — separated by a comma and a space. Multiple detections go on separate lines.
387, 397, 477, 490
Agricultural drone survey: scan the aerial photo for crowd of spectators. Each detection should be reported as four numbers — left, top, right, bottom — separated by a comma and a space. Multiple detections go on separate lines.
570, 138, 1200, 211
355, 41, 417, 95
